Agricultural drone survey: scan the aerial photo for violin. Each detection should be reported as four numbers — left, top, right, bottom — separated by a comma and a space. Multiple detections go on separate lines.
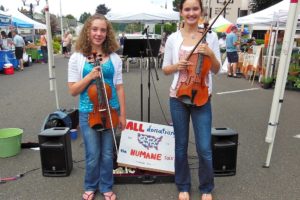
176, 0, 232, 106
87, 52, 119, 130
176, 23, 211, 107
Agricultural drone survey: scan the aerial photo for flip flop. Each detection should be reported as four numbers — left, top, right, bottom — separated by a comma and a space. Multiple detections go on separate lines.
178, 192, 190, 200
201, 193, 212, 200
103, 191, 117, 200
82, 191, 95, 200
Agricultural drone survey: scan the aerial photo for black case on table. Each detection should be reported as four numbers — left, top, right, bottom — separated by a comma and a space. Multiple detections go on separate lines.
113, 135, 174, 184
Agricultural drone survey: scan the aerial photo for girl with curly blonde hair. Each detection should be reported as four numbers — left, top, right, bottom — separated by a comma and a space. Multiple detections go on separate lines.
68, 13, 126, 200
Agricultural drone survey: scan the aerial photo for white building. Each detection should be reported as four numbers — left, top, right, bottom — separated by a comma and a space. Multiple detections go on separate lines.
203, 0, 250, 23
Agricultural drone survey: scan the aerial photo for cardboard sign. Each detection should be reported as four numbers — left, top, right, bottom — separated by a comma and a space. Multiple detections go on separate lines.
117, 120, 175, 174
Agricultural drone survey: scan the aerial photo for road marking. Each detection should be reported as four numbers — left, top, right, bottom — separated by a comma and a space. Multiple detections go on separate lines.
216, 88, 260, 95
293, 134, 300, 139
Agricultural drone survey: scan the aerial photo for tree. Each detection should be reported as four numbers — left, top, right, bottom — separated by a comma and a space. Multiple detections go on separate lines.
0, 5, 5, 11
79, 12, 91, 24
95, 4, 110, 15
249, 0, 282, 13
65, 14, 76, 20
172, 0, 181, 12
50, 14, 58, 36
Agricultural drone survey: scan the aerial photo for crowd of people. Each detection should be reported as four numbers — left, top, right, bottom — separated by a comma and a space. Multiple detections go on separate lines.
0, 27, 26, 71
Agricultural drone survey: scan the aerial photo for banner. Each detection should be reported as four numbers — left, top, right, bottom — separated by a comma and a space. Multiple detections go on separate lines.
117, 119, 175, 174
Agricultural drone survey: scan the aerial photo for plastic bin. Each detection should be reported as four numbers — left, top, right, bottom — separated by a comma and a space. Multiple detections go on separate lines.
0, 128, 23, 158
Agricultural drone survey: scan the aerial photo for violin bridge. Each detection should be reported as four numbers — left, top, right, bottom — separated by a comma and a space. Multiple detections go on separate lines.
99, 108, 107, 112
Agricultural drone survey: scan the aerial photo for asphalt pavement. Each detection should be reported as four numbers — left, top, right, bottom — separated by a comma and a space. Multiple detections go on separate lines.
0, 55, 299, 200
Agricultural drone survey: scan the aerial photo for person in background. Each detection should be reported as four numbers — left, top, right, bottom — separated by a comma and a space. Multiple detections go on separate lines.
162, 0, 221, 199
226, 25, 240, 78
119, 32, 126, 49
40, 30, 48, 63
11, 30, 25, 71
63, 31, 73, 57
0, 32, 3, 50
1, 31, 12, 50
7, 25, 14, 38
68, 14, 126, 200
218, 32, 226, 63
66, 31, 73, 56
158, 32, 168, 67
62, 31, 69, 58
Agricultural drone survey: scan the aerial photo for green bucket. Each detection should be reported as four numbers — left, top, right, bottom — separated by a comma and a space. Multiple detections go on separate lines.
0, 128, 23, 158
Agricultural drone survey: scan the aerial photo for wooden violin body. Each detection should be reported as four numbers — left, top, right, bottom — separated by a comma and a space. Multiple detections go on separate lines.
88, 83, 119, 130
87, 53, 119, 130
176, 0, 231, 107
176, 53, 211, 106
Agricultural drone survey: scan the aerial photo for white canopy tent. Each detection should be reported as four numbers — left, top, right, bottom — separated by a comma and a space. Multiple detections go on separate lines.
210, 15, 233, 28
6, 9, 46, 29
106, 1, 179, 23
237, 0, 300, 25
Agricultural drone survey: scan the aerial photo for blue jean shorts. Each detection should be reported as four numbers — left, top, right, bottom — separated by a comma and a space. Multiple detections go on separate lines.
227, 51, 238, 63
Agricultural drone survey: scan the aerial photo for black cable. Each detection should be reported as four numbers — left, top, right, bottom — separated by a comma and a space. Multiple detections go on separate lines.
149, 67, 170, 125
73, 159, 85, 163
0, 167, 40, 184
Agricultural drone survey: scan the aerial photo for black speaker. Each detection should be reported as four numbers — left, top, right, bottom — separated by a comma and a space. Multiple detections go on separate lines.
38, 127, 73, 177
211, 127, 238, 176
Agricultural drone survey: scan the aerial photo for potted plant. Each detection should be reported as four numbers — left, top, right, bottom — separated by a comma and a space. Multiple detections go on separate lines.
286, 75, 298, 89
261, 77, 274, 89
289, 63, 300, 76
294, 78, 300, 89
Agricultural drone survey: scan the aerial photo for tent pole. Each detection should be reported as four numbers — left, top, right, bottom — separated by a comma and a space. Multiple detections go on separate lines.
269, 22, 280, 78
265, 26, 275, 78
45, 0, 60, 109
264, 0, 300, 167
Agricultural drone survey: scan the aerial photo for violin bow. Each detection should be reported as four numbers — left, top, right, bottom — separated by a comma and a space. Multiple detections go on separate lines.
92, 51, 119, 153
186, 0, 232, 60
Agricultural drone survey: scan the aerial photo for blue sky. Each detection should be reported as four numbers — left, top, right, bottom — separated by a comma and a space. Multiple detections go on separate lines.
0, 0, 175, 20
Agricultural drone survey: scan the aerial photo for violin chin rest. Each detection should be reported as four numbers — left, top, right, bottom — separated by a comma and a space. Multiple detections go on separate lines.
178, 95, 193, 105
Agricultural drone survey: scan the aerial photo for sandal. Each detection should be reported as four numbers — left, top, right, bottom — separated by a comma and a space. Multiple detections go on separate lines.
201, 193, 212, 200
103, 191, 117, 200
82, 191, 95, 200
178, 192, 190, 200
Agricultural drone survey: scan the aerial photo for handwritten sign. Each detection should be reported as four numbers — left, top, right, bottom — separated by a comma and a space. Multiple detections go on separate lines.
117, 120, 175, 174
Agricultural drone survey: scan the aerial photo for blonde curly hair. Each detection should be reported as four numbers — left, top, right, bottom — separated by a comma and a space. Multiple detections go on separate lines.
75, 14, 119, 56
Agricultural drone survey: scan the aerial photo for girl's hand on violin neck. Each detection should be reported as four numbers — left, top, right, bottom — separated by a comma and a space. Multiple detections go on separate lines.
197, 43, 214, 57
88, 66, 101, 80
176, 60, 191, 71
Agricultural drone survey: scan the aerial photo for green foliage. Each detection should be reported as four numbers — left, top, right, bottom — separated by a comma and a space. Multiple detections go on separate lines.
255, 39, 264, 45
52, 41, 61, 54
294, 78, 300, 88
172, 0, 181, 11
96, 4, 110, 15
79, 12, 91, 24
65, 14, 76, 20
250, 0, 282, 13
289, 52, 300, 72
261, 76, 274, 84
287, 75, 298, 82
53, 36, 61, 44
154, 23, 177, 35
124, 23, 143, 33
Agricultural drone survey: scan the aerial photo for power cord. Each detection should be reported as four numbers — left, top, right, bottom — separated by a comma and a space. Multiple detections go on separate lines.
150, 67, 171, 125
0, 167, 40, 184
